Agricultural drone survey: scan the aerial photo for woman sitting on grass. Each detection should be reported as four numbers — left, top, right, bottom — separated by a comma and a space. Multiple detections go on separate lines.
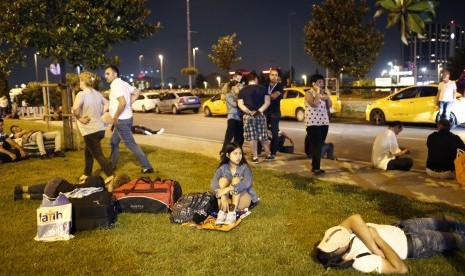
14, 174, 130, 200
210, 142, 259, 225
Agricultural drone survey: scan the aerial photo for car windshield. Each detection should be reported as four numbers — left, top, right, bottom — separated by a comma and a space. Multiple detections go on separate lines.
177, 92, 194, 97
147, 94, 159, 99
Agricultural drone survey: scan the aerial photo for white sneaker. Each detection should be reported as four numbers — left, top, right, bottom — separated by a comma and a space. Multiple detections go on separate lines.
215, 210, 227, 225
156, 128, 165, 135
144, 130, 153, 135
224, 211, 237, 225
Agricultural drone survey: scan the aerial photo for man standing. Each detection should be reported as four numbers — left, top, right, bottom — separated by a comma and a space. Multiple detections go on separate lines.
0, 119, 27, 162
436, 69, 457, 120
371, 121, 413, 171
105, 65, 153, 173
237, 72, 272, 163
265, 68, 284, 157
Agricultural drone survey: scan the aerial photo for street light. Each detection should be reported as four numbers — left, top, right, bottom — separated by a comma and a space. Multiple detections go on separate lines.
437, 63, 442, 82
193, 47, 199, 68
301, 74, 307, 86
34, 52, 39, 81
139, 55, 144, 73
158, 55, 164, 89
168, 83, 173, 90
216, 76, 221, 88
288, 12, 296, 85
203, 81, 208, 89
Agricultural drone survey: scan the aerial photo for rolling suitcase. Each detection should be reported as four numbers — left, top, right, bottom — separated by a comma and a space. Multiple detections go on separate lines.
68, 190, 117, 232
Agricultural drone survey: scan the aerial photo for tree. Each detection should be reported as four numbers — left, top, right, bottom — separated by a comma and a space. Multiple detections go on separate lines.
208, 33, 242, 76
304, 0, 384, 79
374, 0, 438, 45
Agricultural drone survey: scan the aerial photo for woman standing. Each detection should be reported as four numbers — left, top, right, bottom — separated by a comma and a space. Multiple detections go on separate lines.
304, 74, 332, 176
72, 71, 115, 184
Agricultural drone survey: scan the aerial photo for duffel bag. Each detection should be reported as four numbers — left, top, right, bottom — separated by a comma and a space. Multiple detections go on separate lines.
170, 191, 218, 224
113, 177, 182, 213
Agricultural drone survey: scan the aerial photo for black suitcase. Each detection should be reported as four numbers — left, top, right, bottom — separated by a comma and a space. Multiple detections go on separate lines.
68, 191, 117, 232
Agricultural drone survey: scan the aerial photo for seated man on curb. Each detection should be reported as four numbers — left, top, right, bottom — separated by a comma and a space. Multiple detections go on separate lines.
10, 124, 65, 158
426, 119, 465, 179
315, 214, 465, 274
371, 121, 413, 171
0, 118, 27, 162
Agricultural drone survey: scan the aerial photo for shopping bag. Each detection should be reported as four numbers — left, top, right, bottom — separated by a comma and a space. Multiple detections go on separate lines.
454, 149, 465, 185
34, 193, 73, 242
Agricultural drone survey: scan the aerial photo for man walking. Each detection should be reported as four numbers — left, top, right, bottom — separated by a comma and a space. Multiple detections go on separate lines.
237, 72, 272, 163
105, 65, 153, 173
436, 69, 457, 120
265, 68, 283, 157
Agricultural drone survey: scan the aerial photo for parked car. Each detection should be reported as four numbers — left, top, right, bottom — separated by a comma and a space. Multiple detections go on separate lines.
154, 91, 201, 114
365, 84, 465, 126
203, 93, 227, 117
131, 92, 160, 112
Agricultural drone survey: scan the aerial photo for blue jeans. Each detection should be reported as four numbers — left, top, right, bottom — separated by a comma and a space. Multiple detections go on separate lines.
438, 101, 452, 120
398, 216, 465, 258
110, 117, 152, 171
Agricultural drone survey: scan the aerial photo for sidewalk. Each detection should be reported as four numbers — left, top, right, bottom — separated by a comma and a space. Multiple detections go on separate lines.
134, 133, 465, 210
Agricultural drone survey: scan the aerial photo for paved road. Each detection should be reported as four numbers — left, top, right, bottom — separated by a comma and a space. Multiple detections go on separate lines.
133, 112, 465, 171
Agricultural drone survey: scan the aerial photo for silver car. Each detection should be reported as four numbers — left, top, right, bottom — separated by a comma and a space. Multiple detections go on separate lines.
154, 91, 201, 114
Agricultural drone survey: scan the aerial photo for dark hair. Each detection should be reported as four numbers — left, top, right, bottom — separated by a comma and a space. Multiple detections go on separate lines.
388, 121, 403, 128
234, 70, 243, 76
105, 65, 120, 77
437, 118, 451, 132
314, 239, 354, 269
269, 68, 280, 75
0, 118, 3, 123
228, 80, 239, 88
246, 72, 258, 82
218, 142, 248, 167
441, 69, 450, 74
10, 124, 18, 133
310, 74, 325, 85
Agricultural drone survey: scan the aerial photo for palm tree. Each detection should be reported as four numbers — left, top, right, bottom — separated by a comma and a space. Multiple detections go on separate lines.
374, 0, 438, 44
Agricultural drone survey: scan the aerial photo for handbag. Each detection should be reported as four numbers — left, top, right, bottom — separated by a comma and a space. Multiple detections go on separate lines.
455, 149, 465, 185
35, 193, 73, 242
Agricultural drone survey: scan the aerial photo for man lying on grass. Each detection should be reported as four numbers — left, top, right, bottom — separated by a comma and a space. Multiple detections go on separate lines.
315, 214, 465, 274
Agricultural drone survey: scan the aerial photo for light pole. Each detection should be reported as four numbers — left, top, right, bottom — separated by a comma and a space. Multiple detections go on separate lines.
158, 55, 164, 89
34, 52, 39, 81
216, 76, 221, 88
139, 55, 144, 73
193, 47, 199, 69
437, 63, 442, 82
301, 74, 307, 86
186, 0, 193, 91
288, 12, 296, 85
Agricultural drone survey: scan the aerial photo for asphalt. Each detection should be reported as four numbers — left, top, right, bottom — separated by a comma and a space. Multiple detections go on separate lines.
133, 132, 465, 210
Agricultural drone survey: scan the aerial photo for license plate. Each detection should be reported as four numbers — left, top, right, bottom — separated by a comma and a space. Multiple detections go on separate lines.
188, 98, 196, 103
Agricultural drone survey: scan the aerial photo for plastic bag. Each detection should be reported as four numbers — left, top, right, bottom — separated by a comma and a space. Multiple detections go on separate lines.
35, 193, 74, 242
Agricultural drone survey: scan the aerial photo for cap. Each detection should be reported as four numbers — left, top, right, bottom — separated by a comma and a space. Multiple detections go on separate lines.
317, 226, 351, 252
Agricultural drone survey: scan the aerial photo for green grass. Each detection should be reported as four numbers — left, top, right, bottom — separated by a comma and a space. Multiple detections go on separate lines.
1, 120, 465, 275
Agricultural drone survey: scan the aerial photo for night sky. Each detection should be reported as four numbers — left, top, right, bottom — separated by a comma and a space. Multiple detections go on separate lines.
7, 0, 465, 87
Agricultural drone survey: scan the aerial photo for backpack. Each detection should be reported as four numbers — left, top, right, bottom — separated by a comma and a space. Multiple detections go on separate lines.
112, 177, 182, 213
170, 192, 218, 224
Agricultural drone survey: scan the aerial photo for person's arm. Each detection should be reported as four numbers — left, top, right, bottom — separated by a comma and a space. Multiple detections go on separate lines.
270, 90, 281, 100
225, 93, 237, 108
5, 137, 26, 158
72, 93, 90, 124
339, 214, 385, 258
130, 89, 140, 104
369, 227, 408, 274
229, 165, 252, 194
305, 89, 320, 107
238, 99, 252, 115
101, 96, 109, 113
112, 96, 126, 125
257, 95, 270, 113
0, 146, 18, 160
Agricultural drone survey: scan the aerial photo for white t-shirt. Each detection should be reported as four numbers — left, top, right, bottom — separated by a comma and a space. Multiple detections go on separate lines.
73, 89, 107, 136
109, 78, 135, 120
346, 223, 408, 274
371, 129, 401, 170
438, 80, 457, 102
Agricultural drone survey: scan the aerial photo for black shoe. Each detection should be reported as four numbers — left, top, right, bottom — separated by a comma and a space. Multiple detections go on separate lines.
265, 155, 275, 161
54, 150, 65, 157
312, 169, 326, 176
14, 185, 23, 195
14, 193, 22, 201
250, 157, 259, 164
249, 199, 260, 210
141, 168, 154, 174
39, 154, 50, 159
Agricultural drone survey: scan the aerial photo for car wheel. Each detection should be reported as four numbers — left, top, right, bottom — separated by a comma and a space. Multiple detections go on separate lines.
142, 105, 147, 113
370, 109, 386, 125
155, 106, 161, 114
295, 108, 305, 122
172, 105, 179, 114
204, 107, 212, 117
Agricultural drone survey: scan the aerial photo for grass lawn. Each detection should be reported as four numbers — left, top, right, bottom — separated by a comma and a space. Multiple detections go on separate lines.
1, 119, 465, 275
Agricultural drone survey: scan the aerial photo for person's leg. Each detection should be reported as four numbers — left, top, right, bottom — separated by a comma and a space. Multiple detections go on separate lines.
0, 152, 14, 163
387, 158, 413, 171
269, 113, 280, 156
258, 114, 271, 157
24, 183, 47, 194
439, 101, 447, 119
43, 131, 62, 152
83, 138, 94, 177
109, 123, 122, 170
30, 131, 46, 155
445, 101, 453, 120
236, 120, 244, 148
425, 168, 455, 179
221, 119, 235, 154
308, 126, 323, 171
304, 132, 312, 159
323, 143, 335, 159
114, 118, 153, 171
84, 131, 115, 177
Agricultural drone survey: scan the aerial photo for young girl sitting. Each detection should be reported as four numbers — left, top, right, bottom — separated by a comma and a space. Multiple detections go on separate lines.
210, 142, 259, 225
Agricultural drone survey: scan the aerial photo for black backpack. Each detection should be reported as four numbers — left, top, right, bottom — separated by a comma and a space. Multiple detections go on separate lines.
169, 192, 218, 224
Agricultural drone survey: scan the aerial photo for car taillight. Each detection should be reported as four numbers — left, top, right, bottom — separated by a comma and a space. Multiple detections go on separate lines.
179, 98, 185, 104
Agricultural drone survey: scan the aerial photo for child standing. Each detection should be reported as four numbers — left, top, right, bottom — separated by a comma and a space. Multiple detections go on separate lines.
210, 142, 259, 225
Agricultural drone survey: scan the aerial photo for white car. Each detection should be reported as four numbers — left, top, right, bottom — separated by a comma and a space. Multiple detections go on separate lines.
131, 92, 160, 112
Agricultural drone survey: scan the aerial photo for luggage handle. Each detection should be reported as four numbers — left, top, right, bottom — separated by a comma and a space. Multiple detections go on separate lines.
115, 177, 166, 195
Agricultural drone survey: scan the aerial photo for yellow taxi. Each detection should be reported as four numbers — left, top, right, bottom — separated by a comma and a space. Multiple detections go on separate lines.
203, 88, 342, 121
365, 84, 465, 126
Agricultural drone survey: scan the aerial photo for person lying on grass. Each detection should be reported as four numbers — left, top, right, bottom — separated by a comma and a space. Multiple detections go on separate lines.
210, 142, 259, 225
14, 174, 130, 200
315, 214, 465, 274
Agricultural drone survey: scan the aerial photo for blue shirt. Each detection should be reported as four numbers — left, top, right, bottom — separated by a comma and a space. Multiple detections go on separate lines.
225, 92, 241, 121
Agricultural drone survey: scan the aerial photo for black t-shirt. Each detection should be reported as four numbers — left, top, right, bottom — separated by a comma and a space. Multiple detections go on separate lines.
0, 131, 11, 150
266, 82, 284, 114
426, 131, 465, 171
238, 84, 267, 111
